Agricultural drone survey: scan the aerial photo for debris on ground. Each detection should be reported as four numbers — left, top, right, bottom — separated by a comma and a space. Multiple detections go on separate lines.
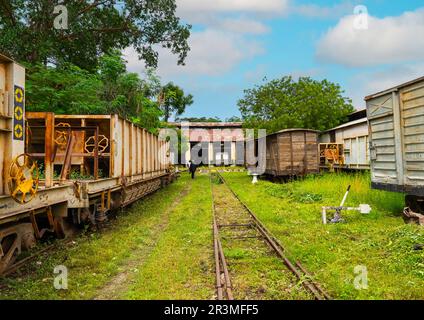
403, 208, 424, 226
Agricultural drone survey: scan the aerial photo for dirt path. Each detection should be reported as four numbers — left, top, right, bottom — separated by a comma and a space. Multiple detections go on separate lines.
94, 182, 192, 300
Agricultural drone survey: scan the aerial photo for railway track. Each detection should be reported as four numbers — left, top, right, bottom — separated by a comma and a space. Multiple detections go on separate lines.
211, 172, 330, 300
2, 238, 76, 277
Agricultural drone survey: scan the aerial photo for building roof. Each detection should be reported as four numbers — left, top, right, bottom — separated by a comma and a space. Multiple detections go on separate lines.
323, 117, 368, 133
168, 122, 243, 128
347, 109, 367, 122
267, 128, 319, 137
365, 76, 424, 101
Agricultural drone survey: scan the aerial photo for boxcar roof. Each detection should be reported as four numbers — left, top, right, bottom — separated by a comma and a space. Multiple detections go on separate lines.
322, 117, 367, 133
0, 54, 13, 63
267, 128, 319, 137
365, 76, 424, 101
0, 53, 25, 68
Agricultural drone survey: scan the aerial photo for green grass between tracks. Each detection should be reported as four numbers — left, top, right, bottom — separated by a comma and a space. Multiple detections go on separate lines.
122, 174, 215, 299
1, 171, 423, 300
0, 175, 210, 300
220, 171, 424, 300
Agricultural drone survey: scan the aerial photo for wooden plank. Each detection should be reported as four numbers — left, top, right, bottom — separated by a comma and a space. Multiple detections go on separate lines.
121, 118, 125, 177
44, 113, 54, 188
110, 115, 115, 177
141, 129, 145, 174
135, 127, 139, 175
148, 133, 151, 173
54, 114, 111, 120
154, 136, 158, 172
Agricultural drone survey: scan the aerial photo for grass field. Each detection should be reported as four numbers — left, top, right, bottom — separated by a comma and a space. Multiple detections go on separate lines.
221, 171, 424, 300
0, 175, 215, 300
1, 171, 422, 300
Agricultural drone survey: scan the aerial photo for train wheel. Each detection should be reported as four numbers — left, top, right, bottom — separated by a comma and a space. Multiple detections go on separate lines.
0, 224, 35, 274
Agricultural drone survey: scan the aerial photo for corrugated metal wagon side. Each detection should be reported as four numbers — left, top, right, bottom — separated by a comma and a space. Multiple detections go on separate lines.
366, 76, 424, 211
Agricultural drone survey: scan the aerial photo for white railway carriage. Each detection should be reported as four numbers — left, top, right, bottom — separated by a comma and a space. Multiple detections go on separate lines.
365, 76, 424, 211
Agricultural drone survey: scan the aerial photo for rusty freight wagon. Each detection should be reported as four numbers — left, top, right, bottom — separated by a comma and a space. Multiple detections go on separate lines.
365, 76, 424, 212
0, 54, 174, 274
265, 129, 320, 177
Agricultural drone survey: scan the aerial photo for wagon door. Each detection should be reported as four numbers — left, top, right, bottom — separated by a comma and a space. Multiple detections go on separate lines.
367, 93, 401, 186
400, 82, 424, 189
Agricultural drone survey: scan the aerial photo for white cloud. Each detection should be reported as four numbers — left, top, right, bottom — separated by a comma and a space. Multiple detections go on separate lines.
125, 29, 265, 78
176, 0, 289, 15
316, 8, 424, 67
217, 17, 270, 34
126, 1, 277, 80
348, 63, 424, 108
292, 2, 354, 19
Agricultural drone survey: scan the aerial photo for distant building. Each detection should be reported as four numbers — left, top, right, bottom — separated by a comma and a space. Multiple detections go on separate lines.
319, 109, 370, 169
168, 122, 245, 166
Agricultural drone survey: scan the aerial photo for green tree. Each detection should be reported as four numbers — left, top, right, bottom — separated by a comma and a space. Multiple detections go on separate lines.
238, 76, 355, 132
26, 63, 104, 114
26, 51, 170, 132
225, 116, 242, 122
160, 82, 194, 122
0, 0, 191, 70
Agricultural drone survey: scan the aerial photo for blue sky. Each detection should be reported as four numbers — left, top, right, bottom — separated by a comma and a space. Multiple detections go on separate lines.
126, 0, 424, 120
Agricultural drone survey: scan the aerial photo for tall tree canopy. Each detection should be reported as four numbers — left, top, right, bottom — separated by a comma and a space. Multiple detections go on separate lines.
176, 116, 221, 123
0, 0, 191, 70
238, 76, 355, 133
160, 82, 193, 122
26, 52, 166, 131
225, 116, 242, 122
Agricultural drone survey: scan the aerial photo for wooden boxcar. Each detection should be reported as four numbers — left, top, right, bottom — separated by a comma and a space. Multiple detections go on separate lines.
265, 129, 319, 177
365, 76, 424, 210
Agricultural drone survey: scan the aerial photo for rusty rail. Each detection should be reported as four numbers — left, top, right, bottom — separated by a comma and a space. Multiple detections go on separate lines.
210, 175, 234, 301
2, 238, 74, 276
216, 171, 331, 301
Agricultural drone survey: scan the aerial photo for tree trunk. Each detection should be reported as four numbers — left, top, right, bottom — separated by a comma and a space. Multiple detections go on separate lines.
164, 104, 170, 122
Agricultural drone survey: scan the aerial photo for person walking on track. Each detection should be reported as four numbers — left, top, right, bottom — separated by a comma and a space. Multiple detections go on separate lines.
188, 160, 198, 179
